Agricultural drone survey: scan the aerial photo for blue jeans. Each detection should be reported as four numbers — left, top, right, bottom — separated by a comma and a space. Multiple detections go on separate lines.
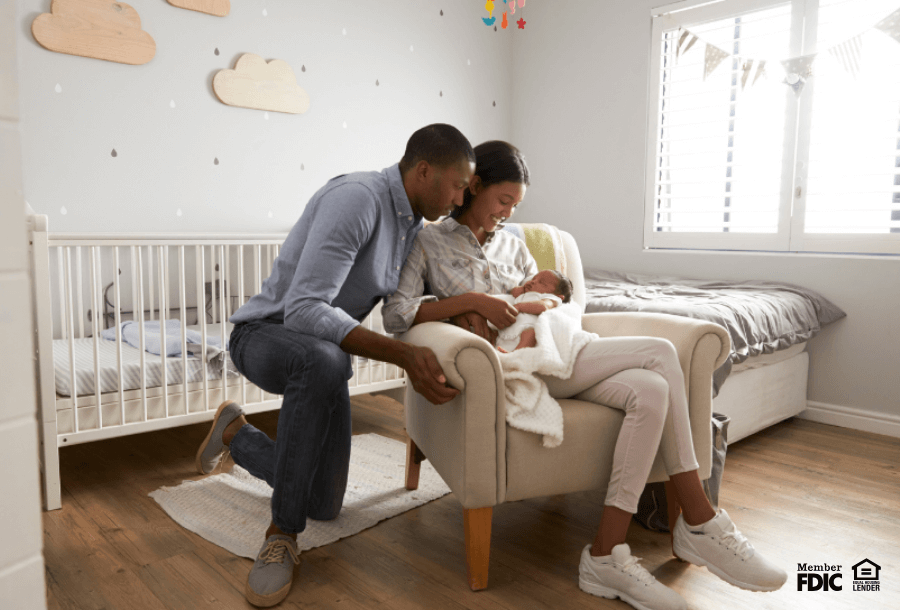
228, 319, 353, 534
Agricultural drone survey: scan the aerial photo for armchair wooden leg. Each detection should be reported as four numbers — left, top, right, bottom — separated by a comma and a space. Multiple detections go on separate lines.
664, 479, 682, 559
405, 438, 425, 491
464, 507, 493, 591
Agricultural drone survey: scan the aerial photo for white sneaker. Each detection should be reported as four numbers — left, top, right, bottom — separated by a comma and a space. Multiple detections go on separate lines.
579, 544, 687, 610
673, 509, 787, 592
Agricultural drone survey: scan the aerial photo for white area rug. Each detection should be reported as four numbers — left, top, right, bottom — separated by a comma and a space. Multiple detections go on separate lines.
149, 434, 450, 559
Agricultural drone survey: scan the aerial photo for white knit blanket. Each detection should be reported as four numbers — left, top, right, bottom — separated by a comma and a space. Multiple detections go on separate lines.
497, 303, 596, 448
149, 434, 450, 559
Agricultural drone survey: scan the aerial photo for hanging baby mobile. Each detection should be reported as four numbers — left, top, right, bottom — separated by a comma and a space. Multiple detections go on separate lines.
673, 6, 900, 96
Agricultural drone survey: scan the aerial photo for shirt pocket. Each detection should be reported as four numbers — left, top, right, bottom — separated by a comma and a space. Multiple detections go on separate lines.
431, 258, 477, 297
495, 262, 525, 293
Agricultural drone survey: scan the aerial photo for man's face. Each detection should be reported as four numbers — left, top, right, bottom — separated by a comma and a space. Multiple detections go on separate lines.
420, 160, 476, 221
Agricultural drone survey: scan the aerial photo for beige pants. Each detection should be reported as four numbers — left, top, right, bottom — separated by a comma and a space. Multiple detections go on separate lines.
539, 336, 699, 513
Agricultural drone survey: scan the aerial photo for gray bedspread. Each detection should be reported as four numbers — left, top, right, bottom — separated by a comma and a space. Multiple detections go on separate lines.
583, 269, 846, 395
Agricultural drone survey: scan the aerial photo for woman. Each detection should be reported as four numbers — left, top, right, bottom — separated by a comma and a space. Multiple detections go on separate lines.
382, 141, 787, 610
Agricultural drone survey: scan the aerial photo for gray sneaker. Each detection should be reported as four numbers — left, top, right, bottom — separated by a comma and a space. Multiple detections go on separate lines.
245, 535, 300, 607
195, 400, 244, 475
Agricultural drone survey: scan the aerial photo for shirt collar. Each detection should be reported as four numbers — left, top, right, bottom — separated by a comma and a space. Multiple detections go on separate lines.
440, 216, 499, 244
386, 164, 420, 222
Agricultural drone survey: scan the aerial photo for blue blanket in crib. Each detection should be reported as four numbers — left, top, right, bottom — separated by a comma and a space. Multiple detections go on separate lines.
101, 320, 227, 358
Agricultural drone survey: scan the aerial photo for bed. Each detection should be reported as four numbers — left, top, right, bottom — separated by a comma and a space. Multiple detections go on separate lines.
583, 269, 846, 442
29, 214, 406, 511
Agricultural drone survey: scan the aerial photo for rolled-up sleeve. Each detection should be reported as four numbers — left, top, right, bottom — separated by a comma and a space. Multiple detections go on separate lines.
283, 184, 375, 344
382, 237, 437, 334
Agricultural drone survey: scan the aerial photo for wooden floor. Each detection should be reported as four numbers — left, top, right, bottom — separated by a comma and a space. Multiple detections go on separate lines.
43, 396, 899, 610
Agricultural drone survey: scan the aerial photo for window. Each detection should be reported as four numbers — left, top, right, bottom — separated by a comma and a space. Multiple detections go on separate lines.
646, 0, 900, 254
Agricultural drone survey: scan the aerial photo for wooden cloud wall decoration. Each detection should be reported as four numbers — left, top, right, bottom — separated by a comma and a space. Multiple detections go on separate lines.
32, 0, 156, 65
167, 0, 230, 18
213, 54, 311, 114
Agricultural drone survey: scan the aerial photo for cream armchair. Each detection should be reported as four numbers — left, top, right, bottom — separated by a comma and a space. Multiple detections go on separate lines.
399, 224, 730, 591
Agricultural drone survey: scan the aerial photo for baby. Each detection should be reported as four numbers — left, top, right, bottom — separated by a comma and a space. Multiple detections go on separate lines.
493, 269, 574, 353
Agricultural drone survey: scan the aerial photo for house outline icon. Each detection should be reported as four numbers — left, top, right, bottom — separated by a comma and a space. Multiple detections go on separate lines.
852, 559, 881, 580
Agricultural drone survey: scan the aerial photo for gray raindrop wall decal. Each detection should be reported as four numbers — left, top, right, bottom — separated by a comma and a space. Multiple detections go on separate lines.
301, 163, 305, 170
439, 91, 443, 97
214, 157, 219, 165
440, 10, 443, 16
111, 149, 117, 157
301, 65, 306, 72
214, 48, 219, 55
494, 26, 497, 31
492, 101, 496, 107
376, 79, 379, 86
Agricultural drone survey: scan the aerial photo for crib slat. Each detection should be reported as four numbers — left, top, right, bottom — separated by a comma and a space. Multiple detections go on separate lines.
148, 244, 155, 322
237, 246, 246, 405
158, 246, 169, 419
219, 245, 227, 400
64, 248, 79, 431
178, 246, 189, 413
136, 247, 148, 422
57, 248, 66, 340
196, 245, 209, 410
90, 247, 102, 426
75, 247, 84, 339
113, 247, 125, 422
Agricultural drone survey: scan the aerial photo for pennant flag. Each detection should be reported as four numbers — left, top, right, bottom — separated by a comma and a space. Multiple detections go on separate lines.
873, 7, 900, 45
781, 53, 817, 79
828, 34, 864, 78
740, 59, 754, 89
752, 60, 767, 86
703, 43, 729, 80
677, 29, 699, 59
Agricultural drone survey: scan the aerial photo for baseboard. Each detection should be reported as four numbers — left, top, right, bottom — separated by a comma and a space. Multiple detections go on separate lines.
799, 401, 900, 439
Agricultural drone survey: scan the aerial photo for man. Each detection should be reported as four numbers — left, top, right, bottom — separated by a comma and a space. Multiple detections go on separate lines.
195, 124, 476, 607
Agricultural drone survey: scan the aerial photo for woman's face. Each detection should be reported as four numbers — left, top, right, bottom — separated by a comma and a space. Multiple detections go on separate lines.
467, 179, 526, 233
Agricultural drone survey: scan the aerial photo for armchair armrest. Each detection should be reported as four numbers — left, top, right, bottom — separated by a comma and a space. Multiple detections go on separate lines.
582, 312, 731, 481
398, 322, 507, 508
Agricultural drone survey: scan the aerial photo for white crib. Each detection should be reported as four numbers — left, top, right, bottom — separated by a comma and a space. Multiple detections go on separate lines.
28, 214, 407, 511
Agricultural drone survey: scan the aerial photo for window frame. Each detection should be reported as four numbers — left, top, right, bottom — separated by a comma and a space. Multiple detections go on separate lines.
644, 0, 900, 255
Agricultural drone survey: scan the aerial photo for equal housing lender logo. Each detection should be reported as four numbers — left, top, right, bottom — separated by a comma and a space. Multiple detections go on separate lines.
797, 559, 882, 593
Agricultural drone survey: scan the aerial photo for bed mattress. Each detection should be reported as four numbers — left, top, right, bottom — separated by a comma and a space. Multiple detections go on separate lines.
583, 269, 845, 394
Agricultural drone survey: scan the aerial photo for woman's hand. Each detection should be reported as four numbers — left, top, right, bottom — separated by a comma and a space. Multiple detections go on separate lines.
475, 294, 519, 330
450, 311, 498, 344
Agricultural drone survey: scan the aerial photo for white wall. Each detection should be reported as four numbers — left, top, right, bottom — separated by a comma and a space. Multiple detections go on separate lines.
0, 0, 47, 607
17, 0, 515, 233
511, 0, 900, 429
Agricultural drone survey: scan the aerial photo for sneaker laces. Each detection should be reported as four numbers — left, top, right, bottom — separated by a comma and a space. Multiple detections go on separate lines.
719, 522, 754, 560
618, 554, 658, 585
260, 540, 300, 566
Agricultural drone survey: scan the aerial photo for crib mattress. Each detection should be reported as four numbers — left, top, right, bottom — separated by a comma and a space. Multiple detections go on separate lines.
52, 334, 239, 398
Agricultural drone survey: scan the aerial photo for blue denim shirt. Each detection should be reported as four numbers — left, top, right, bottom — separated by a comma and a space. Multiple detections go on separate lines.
230, 164, 422, 345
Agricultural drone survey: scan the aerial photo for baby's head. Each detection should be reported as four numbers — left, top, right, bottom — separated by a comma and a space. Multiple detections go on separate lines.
523, 270, 573, 303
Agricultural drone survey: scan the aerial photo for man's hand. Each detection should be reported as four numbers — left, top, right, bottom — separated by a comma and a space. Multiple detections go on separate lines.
400, 344, 460, 405
450, 311, 498, 344
475, 294, 519, 330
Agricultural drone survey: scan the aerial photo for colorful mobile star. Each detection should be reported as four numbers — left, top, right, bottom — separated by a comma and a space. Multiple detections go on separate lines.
517, 18, 526, 29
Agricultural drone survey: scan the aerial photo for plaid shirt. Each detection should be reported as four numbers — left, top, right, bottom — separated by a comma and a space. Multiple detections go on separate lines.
382, 217, 539, 334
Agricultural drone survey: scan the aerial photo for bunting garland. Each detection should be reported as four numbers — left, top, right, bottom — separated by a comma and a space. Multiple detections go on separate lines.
672, 6, 900, 93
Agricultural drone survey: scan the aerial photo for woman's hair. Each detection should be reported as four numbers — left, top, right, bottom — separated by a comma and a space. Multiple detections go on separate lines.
398, 124, 475, 174
549, 270, 574, 304
451, 140, 530, 219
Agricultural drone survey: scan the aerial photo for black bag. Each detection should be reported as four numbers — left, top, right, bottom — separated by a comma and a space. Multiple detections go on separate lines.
633, 413, 730, 532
